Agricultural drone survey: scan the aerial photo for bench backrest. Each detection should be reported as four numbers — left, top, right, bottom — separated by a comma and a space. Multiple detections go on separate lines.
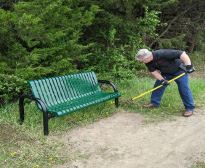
28, 71, 101, 108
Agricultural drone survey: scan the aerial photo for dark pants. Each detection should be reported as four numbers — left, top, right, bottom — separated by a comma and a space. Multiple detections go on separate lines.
150, 71, 195, 111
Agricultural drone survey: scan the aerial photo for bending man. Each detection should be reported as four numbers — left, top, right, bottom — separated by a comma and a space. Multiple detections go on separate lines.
135, 49, 195, 117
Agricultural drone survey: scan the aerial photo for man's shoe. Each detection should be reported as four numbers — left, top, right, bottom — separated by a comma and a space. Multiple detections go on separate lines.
182, 110, 193, 117
143, 104, 157, 108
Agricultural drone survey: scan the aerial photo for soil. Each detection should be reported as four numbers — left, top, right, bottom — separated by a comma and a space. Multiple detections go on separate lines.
52, 106, 205, 168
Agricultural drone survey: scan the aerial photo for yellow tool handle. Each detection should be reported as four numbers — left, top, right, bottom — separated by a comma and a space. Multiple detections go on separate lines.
131, 72, 185, 101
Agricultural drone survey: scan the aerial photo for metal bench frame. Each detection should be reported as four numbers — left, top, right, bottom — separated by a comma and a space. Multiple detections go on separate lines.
19, 71, 121, 135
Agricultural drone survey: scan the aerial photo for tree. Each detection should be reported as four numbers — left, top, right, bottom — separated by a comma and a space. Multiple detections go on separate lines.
0, 0, 100, 103
149, 0, 205, 52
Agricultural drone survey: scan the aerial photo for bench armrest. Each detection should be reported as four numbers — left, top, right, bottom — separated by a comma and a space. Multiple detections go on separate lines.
19, 94, 51, 135
19, 94, 47, 112
98, 80, 118, 92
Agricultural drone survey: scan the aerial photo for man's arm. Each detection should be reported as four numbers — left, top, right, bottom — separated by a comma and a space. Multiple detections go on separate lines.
150, 71, 170, 86
180, 52, 191, 65
150, 70, 164, 81
180, 51, 195, 73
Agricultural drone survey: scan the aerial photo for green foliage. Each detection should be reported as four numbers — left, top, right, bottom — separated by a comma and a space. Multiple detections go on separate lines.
11, 0, 99, 76
197, 30, 205, 52
0, 0, 100, 103
80, 0, 164, 78
158, 34, 188, 50
88, 46, 134, 79
0, 74, 28, 103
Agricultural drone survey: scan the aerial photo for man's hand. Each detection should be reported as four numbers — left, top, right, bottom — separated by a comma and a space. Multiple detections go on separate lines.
160, 79, 170, 86
185, 65, 195, 73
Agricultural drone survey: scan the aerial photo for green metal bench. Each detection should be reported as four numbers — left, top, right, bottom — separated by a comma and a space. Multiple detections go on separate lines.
19, 71, 121, 135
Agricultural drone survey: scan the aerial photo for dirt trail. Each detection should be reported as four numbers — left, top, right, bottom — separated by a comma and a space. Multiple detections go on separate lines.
52, 107, 205, 168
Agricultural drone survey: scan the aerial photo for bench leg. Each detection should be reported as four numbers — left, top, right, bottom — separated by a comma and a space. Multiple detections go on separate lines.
115, 98, 119, 107
19, 96, 25, 123
32, 98, 49, 135
43, 111, 49, 135
19, 95, 49, 135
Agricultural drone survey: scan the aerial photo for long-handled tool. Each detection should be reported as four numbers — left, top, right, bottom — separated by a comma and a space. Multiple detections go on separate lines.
131, 72, 186, 101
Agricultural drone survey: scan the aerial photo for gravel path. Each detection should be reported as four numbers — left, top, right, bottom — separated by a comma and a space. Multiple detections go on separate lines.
52, 107, 205, 168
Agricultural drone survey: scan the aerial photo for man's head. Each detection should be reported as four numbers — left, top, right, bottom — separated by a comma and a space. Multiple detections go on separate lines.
135, 49, 152, 63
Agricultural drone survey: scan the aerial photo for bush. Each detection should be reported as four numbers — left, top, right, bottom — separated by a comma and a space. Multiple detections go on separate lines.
0, 0, 100, 103
0, 74, 28, 103
158, 34, 188, 50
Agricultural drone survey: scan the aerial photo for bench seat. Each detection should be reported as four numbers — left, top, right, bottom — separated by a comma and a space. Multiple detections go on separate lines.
48, 91, 121, 117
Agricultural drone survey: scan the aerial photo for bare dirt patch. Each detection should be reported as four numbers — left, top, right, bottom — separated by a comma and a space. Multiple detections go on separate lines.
52, 107, 205, 168
0, 124, 29, 146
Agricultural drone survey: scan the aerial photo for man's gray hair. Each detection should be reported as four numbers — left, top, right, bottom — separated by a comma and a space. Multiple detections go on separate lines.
135, 49, 152, 60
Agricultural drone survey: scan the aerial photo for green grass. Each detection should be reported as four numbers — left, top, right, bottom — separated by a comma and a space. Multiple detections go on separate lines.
118, 76, 205, 122
192, 162, 205, 168
190, 52, 205, 78
1, 51, 205, 168
0, 99, 119, 168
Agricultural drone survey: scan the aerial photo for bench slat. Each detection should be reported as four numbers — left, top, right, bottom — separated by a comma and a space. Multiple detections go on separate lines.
78, 74, 88, 96
90, 71, 101, 92
67, 75, 79, 99
41, 79, 55, 107
55, 77, 70, 102
38, 80, 52, 107
53, 77, 66, 103
45, 78, 59, 105
30, 80, 48, 110
58, 76, 71, 101
79, 73, 93, 96
72, 74, 83, 98
61, 75, 74, 100
29, 81, 40, 99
